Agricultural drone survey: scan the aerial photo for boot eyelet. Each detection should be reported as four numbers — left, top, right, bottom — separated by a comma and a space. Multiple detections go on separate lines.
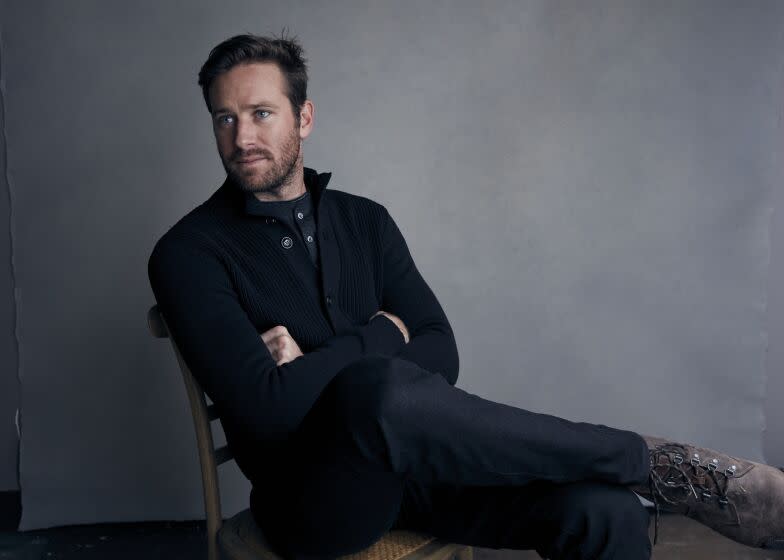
702, 490, 712, 501
673, 454, 684, 465
691, 453, 701, 466
718, 497, 729, 507
725, 465, 737, 477
708, 459, 719, 471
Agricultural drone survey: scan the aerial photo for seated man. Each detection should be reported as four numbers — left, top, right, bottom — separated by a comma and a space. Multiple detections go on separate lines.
148, 33, 784, 559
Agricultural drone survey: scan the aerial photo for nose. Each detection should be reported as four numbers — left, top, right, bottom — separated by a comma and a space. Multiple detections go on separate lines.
234, 116, 257, 151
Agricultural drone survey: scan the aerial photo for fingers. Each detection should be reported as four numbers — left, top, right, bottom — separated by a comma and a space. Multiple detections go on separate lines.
260, 327, 288, 362
266, 336, 287, 364
259, 326, 304, 366
274, 337, 300, 366
260, 325, 289, 344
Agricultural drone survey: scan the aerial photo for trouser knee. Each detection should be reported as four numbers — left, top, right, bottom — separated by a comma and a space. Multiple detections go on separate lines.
328, 355, 425, 431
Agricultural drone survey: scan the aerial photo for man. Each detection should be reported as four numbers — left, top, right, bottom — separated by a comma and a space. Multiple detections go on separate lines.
148, 33, 784, 559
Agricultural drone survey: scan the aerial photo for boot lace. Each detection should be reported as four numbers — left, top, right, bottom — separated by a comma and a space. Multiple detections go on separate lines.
646, 443, 739, 545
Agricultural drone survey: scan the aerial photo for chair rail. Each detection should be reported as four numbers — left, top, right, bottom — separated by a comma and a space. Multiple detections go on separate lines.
148, 304, 225, 560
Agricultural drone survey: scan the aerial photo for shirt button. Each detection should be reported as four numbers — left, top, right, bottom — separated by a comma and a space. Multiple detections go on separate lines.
281, 236, 293, 249
297, 212, 304, 220
306, 235, 313, 243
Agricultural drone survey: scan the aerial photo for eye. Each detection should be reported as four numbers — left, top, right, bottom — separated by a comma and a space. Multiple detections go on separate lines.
255, 109, 271, 119
215, 114, 234, 126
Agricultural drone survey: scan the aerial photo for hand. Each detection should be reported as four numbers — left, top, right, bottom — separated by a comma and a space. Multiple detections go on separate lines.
371, 310, 410, 343
260, 325, 304, 365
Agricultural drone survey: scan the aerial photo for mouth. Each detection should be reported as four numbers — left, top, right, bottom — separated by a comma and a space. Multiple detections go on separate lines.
236, 156, 266, 166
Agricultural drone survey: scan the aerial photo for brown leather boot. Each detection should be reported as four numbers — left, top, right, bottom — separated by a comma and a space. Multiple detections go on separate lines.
632, 434, 784, 550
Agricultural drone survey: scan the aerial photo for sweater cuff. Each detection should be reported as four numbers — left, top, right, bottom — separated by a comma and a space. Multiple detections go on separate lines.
356, 315, 407, 356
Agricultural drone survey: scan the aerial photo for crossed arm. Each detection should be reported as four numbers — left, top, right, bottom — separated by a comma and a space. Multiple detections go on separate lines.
261, 309, 410, 366
149, 204, 458, 443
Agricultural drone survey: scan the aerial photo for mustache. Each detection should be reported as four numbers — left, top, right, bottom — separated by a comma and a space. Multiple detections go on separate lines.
232, 149, 270, 162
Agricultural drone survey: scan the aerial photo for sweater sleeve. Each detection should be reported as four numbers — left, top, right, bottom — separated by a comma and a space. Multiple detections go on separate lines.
380, 206, 460, 385
148, 233, 405, 444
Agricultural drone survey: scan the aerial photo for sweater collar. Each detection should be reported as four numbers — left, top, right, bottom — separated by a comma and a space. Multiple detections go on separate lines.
242, 166, 331, 217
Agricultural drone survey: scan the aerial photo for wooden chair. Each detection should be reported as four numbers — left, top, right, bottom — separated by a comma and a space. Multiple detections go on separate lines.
147, 304, 474, 560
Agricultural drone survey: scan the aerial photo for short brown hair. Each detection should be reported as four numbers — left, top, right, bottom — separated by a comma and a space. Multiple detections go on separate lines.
197, 31, 308, 121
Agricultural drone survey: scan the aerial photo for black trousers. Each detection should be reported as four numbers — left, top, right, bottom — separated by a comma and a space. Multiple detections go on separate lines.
250, 355, 652, 560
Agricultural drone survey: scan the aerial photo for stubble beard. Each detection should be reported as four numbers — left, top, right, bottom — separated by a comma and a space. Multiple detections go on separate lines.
222, 124, 301, 197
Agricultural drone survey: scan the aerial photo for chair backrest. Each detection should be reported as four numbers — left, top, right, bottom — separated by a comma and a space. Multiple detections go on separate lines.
147, 303, 231, 560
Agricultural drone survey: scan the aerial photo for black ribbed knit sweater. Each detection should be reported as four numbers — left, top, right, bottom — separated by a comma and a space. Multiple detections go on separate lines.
148, 167, 459, 483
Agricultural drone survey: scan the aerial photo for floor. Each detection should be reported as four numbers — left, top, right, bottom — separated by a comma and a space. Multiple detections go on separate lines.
0, 512, 782, 559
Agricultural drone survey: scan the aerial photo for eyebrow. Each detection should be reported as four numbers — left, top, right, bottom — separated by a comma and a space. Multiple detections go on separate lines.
213, 102, 279, 115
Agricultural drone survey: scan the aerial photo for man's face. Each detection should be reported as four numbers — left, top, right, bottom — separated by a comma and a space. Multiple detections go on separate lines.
208, 62, 312, 196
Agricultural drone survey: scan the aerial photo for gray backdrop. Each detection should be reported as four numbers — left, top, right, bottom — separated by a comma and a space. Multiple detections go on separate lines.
1, 0, 782, 530
0, 8, 20, 495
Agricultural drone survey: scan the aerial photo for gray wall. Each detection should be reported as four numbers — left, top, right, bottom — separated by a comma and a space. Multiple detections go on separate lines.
1, 0, 782, 529
765, 124, 784, 468
0, 15, 20, 492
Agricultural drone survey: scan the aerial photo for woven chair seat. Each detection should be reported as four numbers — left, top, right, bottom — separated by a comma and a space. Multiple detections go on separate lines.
218, 508, 454, 560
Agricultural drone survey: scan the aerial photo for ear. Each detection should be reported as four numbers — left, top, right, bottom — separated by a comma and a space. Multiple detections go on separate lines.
299, 100, 314, 140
